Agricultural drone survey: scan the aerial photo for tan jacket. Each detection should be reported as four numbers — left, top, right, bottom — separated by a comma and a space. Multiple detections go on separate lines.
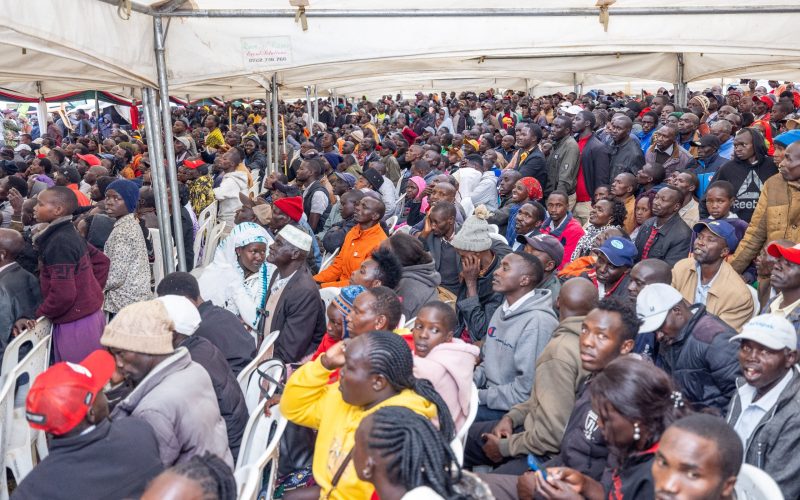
672, 257, 754, 331
731, 175, 800, 273
499, 315, 587, 458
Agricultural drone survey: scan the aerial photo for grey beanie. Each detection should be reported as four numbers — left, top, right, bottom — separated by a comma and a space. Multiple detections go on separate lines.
451, 205, 493, 252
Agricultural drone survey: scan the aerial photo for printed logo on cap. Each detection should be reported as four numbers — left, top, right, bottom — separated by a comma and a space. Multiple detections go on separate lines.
65, 362, 92, 378
611, 240, 624, 249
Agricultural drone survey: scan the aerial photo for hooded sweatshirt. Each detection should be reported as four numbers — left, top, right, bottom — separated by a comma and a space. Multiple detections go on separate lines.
714, 128, 778, 222
282, 357, 438, 500
473, 289, 558, 411
396, 260, 442, 319
414, 340, 480, 432
500, 315, 588, 458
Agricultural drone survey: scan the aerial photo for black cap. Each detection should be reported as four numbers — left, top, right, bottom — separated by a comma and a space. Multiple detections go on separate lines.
58, 165, 81, 184
691, 135, 721, 149
362, 167, 384, 190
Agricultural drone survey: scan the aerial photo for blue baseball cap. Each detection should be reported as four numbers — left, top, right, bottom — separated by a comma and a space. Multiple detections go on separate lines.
774, 130, 800, 149
693, 220, 738, 252
596, 237, 637, 267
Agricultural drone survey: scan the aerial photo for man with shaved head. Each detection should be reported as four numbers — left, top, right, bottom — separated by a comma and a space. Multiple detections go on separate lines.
607, 114, 645, 179
0, 229, 41, 365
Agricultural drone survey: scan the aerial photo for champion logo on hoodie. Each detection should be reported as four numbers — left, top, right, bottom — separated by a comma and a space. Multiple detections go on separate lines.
487, 326, 497, 338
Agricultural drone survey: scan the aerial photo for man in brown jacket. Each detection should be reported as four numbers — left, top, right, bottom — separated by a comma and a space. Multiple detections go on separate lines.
672, 220, 754, 331
465, 278, 597, 477
731, 141, 800, 273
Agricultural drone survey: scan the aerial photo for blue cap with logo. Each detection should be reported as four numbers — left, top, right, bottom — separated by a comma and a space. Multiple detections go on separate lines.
596, 237, 637, 267
692, 219, 738, 252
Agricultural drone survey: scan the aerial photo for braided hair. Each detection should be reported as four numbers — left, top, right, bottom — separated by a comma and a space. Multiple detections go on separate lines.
609, 199, 628, 227
367, 407, 467, 499
363, 330, 455, 441
170, 452, 237, 500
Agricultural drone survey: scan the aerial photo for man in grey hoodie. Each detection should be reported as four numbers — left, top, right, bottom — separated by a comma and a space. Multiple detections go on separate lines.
473, 251, 558, 422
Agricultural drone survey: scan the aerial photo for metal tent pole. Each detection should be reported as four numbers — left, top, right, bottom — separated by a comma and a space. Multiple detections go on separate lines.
676, 53, 688, 108
153, 16, 187, 272
264, 89, 273, 178
94, 91, 101, 132
313, 85, 319, 123
141, 87, 176, 273
272, 75, 281, 176
305, 86, 314, 133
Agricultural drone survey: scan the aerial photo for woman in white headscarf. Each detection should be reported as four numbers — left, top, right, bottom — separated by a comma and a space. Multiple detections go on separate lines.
197, 222, 275, 334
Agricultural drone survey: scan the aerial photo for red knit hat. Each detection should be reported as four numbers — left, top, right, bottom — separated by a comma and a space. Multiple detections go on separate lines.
273, 196, 304, 222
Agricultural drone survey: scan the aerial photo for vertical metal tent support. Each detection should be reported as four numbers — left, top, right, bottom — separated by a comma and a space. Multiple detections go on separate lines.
313, 85, 319, 123
265, 89, 273, 178
272, 74, 281, 176
153, 15, 187, 272
94, 91, 101, 128
305, 86, 313, 131
676, 53, 688, 108
141, 87, 176, 273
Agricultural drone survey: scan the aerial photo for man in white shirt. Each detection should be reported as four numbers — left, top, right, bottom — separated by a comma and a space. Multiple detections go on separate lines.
725, 314, 800, 499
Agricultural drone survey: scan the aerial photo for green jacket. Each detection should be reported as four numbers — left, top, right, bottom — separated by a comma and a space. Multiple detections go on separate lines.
545, 135, 580, 196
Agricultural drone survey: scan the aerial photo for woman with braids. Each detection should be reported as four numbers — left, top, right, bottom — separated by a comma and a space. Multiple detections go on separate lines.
281, 330, 455, 500
529, 357, 690, 500
141, 452, 236, 500
353, 407, 493, 500
570, 199, 627, 261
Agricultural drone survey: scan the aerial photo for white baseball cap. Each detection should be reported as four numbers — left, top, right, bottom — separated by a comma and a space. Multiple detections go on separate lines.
636, 283, 684, 333
565, 105, 584, 116
730, 314, 797, 351
156, 295, 201, 336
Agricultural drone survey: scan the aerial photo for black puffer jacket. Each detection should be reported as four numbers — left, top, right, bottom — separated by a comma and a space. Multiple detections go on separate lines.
179, 335, 248, 462
657, 305, 740, 413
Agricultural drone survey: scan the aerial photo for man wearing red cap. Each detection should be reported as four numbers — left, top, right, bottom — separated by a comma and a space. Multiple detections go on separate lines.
14, 350, 163, 499
314, 196, 387, 288
763, 242, 800, 342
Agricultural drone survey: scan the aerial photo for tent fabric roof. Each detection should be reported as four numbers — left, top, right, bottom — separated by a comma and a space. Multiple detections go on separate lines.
2, 1, 800, 100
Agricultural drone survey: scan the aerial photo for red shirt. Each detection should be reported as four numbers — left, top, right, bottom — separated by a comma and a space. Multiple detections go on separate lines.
575, 135, 592, 203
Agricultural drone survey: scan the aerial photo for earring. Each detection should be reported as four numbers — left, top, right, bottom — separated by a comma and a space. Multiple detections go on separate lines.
633, 422, 641, 441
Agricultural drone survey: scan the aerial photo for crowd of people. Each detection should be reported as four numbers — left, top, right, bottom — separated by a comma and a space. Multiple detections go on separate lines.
1, 78, 800, 500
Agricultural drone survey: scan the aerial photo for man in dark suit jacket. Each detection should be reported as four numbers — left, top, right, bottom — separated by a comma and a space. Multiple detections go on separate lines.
634, 185, 692, 267
514, 123, 548, 189
0, 229, 41, 367
265, 224, 326, 363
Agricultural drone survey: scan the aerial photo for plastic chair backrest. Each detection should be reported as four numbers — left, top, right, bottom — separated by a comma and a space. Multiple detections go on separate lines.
202, 223, 226, 267
236, 399, 288, 470
198, 201, 217, 227
451, 384, 479, 466
149, 228, 165, 289
394, 225, 412, 235
395, 177, 403, 196
747, 285, 760, 319
319, 287, 341, 311
193, 217, 212, 268
243, 359, 286, 414
489, 232, 509, 244
393, 193, 406, 216
734, 464, 784, 500
257, 330, 280, 360
0, 377, 12, 500
404, 316, 417, 329
385, 215, 399, 233
234, 465, 260, 500
251, 405, 288, 500
1, 318, 51, 379
487, 224, 499, 234
319, 248, 340, 272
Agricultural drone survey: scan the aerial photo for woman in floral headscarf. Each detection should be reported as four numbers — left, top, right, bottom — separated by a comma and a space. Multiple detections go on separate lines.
505, 176, 543, 244
197, 222, 275, 335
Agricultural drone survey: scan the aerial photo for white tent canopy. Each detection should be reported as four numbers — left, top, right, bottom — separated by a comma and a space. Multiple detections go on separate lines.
2, 0, 800, 99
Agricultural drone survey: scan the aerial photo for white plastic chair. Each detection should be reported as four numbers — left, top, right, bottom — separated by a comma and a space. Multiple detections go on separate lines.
242, 358, 286, 414
198, 200, 217, 229
734, 464, 784, 500
319, 287, 341, 311
747, 285, 760, 319
248, 182, 260, 199
385, 214, 399, 232
487, 224, 499, 234
257, 329, 281, 360
0, 377, 12, 500
319, 248, 340, 272
460, 197, 475, 218
234, 465, 260, 500
451, 384, 479, 466
392, 193, 407, 217
202, 222, 227, 267
394, 224, 412, 235
394, 176, 404, 196
236, 399, 288, 469
4, 338, 50, 485
489, 231, 509, 244
1, 317, 51, 380
149, 228, 165, 290
193, 217, 213, 268
404, 316, 417, 329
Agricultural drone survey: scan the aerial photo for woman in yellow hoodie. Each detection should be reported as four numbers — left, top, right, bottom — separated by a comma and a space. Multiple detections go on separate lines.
281, 330, 455, 500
